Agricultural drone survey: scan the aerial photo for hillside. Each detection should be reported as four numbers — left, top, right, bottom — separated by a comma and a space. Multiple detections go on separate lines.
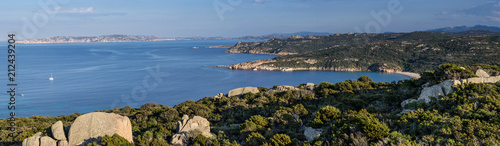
226, 32, 500, 73
428, 25, 500, 33
1, 64, 500, 145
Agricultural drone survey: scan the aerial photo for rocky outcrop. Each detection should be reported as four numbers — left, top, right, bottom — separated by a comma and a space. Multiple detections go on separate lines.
68, 112, 133, 146
475, 69, 490, 78
58, 140, 69, 146
22, 132, 41, 146
401, 71, 500, 112
267, 85, 299, 94
214, 93, 224, 98
23, 113, 134, 146
303, 127, 323, 141
367, 63, 402, 73
51, 121, 66, 141
401, 80, 455, 109
453, 75, 500, 85
306, 83, 315, 90
300, 83, 315, 90
23, 121, 66, 146
228, 87, 259, 97
275, 85, 299, 92
290, 35, 304, 39
171, 115, 212, 145
40, 136, 56, 146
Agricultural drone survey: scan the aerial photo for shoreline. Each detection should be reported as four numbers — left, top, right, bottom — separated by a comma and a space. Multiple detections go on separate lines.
393, 72, 421, 79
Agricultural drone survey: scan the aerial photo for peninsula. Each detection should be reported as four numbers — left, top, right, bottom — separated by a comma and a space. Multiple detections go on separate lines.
225, 30, 500, 73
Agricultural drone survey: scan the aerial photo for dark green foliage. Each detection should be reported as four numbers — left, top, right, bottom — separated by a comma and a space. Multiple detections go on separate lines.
174, 100, 211, 118
239, 115, 269, 133
292, 104, 308, 117
311, 106, 340, 128
245, 132, 266, 146
194, 134, 208, 146
357, 76, 373, 83
100, 133, 135, 146
230, 32, 500, 73
159, 108, 179, 122
270, 134, 292, 146
4, 64, 500, 145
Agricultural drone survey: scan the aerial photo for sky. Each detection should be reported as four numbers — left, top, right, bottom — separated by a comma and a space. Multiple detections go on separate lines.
2, 0, 500, 39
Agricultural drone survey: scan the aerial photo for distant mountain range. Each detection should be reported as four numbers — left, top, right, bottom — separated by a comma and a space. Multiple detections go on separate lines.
17, 25, 500, 44
176, 32, 331, 40
427, 25, 500, 33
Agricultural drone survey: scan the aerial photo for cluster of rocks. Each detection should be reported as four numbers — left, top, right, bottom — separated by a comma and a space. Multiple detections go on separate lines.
228, 87, 260, 97
224, 83, 315, 98
23, 112, 133, 146
22, 121, 67, 146
401, 69, 500, 113
171, 115, 212, 145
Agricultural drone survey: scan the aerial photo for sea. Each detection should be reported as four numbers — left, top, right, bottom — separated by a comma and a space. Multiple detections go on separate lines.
1, 40, 411, 118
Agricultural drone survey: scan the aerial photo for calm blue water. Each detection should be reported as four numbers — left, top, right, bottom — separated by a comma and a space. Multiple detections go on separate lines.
1, 40, 411, 118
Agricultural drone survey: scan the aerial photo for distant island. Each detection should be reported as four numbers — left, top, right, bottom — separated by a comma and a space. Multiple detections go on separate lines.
18, 32, 332, 44
18, 35, 175, 44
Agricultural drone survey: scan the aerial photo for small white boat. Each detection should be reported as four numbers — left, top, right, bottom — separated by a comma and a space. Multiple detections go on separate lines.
49, 73, 54, 81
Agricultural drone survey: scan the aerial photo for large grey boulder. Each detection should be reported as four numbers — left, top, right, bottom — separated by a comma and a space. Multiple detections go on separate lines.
416, 80, 454, 103
475, 69, 490, 78
401, 80, 455, 109
401, 75, 500, 113
58, 140, 69, 146
303, 127, 323, 141
228, 87, 259, 97
68, 112, 133, 146
305, 83, 315, 90
51, 121, 66, 140
171, 115, 212, 145
22, 132, 41, 146
214, 93, 224, 98
40, 136, 56, 146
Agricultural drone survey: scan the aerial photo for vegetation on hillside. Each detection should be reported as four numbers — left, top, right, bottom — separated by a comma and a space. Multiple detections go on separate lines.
228, 32, 500, 72
1, 64, 500, 145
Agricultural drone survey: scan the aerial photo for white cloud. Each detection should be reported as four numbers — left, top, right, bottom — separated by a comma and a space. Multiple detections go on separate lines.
54, 7, 94, 14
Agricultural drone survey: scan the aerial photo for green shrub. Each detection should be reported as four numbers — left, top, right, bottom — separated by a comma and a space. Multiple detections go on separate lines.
194, 134, 208, 146
292, 104, 308, 117
311, 106, 341, 128
240, 115, 269, 132
100, 133, 134, 146
270, 134, 292, 146
245, 132, 266, 146
357, 76, 373, 83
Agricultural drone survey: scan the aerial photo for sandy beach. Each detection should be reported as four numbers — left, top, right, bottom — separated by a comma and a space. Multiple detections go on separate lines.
395, 72, 421, 79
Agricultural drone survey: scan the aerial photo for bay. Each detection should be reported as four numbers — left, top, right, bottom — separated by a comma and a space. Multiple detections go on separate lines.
0, 40, 411, 118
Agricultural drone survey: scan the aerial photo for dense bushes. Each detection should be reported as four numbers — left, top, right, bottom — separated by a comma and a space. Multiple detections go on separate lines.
311, 106, 340, 128
2, 64, 500, 145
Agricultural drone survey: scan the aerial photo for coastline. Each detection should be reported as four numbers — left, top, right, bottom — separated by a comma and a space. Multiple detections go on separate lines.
394, 72, 421, 79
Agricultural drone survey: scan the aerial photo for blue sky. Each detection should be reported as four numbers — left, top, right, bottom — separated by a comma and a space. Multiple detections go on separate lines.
2, 0, 499, 39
